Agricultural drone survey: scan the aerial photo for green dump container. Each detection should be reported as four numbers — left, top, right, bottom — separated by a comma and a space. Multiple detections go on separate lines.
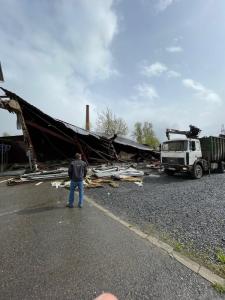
200, 136, 225, 162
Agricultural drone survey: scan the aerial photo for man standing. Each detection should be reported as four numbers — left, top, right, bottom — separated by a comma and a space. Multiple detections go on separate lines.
67, 153, 87, 208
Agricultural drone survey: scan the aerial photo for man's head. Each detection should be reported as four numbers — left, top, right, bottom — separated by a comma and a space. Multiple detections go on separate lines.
75, 153, 82, 160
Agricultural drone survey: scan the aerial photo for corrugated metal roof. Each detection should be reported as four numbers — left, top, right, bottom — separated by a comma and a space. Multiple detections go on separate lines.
114, 136, 153, 151
92, 132, 156, 151
56, 122, 153, 151
56, 119, 100, 139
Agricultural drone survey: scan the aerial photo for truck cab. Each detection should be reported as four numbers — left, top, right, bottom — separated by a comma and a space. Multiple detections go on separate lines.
161, 138, 203, 178
161, 125, 225, 179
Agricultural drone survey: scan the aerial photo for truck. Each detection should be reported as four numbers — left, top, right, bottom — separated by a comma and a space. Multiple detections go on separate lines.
161, 125, 225, 179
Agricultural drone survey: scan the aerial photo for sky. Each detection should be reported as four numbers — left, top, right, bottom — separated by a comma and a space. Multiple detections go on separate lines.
0, 0, 225, 141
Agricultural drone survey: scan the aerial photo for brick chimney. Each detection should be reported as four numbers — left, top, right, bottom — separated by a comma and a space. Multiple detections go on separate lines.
85, 105, 90, 131
0, 62, 4, 82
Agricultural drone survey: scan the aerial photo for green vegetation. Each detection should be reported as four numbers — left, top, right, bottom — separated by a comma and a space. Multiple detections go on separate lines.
212, 283, 225, 294
2, 132, 10, 137
174, 242, 184, 252
133, 122, 160, 149
216, 249, 225, 264
96, 107, 128, 136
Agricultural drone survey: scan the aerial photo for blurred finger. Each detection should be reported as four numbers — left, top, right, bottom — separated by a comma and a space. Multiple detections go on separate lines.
95, 293, 118, 300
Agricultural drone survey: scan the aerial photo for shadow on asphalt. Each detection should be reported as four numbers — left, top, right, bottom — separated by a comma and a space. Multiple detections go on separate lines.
16, 206, 66, 215
144, 173, 193, 184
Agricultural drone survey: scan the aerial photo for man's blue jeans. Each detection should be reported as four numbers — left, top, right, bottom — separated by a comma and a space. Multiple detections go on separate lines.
68, 180, 84, 207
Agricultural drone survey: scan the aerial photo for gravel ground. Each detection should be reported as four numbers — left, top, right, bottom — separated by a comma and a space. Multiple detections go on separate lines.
86, 172, 225, 262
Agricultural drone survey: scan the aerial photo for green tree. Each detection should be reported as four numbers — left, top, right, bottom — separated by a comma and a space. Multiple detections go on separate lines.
2, 132, 10, 137
96, 108, 128, 136
133, 122, 159, 149
133, 122, 143, 144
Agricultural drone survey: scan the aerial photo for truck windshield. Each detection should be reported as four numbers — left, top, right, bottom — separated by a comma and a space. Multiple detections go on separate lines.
162, 141, 188, 151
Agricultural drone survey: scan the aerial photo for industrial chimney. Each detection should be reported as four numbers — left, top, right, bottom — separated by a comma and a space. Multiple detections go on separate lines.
0, 62, 4, 82
85, 105, 90, 131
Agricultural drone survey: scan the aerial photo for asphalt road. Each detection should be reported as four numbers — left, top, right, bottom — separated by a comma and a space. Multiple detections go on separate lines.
0, 180, 223, 299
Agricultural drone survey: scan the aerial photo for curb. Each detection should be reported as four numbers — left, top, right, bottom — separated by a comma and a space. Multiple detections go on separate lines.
85, 196, 225, 286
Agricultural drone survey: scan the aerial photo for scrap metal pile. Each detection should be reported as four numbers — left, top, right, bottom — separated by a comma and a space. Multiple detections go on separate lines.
52, 166, 145, 190
0, 88, 159, 171
7, 164, 147, 188
7, 168, 68, 185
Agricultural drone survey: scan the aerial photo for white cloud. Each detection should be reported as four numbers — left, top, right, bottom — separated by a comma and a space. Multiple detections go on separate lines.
182, 79, 222, 104
167, 70, 181, 78
0, 0, 118, 132
141, 62, 168, 77
141, 61, 180, 79
156, 0, 177, 11
135, 83, 159, 101
116, 91, 224, 142
166, 46, 183, 53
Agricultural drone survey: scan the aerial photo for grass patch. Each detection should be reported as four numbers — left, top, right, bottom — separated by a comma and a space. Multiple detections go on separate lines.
212, 283, 225, 294
174, 242, 184, 252
216, 249, 225, 264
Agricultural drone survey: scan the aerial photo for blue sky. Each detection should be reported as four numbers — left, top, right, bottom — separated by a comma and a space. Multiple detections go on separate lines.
0, 0, 225, 141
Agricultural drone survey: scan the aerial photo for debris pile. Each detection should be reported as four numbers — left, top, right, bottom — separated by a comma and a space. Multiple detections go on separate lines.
6, 163, 158, 187
92, 166, 144, 179
7, 168, 68, 185
50, 165, 145, 190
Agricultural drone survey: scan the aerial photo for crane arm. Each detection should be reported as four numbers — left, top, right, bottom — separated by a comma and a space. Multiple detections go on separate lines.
166, 125, 201, 140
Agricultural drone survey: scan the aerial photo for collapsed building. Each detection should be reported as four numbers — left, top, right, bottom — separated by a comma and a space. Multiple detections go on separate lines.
0, 135, 27, 165
0, 87, 159, 170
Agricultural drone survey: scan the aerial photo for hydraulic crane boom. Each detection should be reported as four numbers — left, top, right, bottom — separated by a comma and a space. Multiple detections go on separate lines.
166, 125, 201, 140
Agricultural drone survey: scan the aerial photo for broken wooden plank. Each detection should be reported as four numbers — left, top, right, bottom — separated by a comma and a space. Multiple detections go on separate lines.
109, 182, 119, 188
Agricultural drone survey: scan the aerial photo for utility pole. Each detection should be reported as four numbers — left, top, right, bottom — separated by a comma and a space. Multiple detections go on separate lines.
221, 124, 225, 136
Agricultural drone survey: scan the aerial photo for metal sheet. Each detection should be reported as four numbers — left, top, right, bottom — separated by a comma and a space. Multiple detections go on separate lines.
114, 136, 153, 151
56, 119, 100, 139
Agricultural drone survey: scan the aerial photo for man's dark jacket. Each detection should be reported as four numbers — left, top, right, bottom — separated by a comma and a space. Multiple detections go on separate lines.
68, 159, 87, 181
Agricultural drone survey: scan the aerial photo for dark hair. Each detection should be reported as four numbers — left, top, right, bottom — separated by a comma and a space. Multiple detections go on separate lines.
75, 153, 81, 160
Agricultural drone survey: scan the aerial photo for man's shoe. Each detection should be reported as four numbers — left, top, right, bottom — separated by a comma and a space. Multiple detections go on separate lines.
66, 204, 74, 208
78, 204, 83, 208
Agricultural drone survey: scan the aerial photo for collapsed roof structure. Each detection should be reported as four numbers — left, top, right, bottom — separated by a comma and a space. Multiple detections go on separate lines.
0, 88, 159, 168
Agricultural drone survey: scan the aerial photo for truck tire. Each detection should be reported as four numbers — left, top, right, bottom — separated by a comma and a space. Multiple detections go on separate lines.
192, 163, 203, 179
165, 169, 175, 176
218, 162, 225, 174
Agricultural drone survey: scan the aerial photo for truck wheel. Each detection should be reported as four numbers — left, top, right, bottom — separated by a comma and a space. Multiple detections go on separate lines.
218, 162, 225, 174
165, 169, 175, 176
192, 164, 203, 179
